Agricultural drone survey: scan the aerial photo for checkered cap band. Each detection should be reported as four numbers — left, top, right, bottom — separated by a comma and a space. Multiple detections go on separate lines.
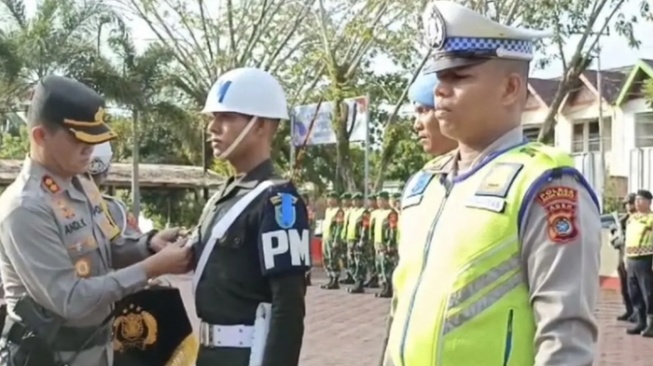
439, 37, 533, 57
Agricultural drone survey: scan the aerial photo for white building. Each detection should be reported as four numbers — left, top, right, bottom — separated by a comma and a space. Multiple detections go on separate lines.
522, 59, 653, 200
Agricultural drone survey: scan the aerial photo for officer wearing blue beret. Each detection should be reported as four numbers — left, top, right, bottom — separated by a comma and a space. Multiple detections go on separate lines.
383, 2, 601, 366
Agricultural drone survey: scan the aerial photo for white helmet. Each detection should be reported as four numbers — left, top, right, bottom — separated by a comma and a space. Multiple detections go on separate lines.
201, 67, 289, 120
88, 141, 113, 175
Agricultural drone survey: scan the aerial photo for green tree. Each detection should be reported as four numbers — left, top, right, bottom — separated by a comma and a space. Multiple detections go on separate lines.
0, 0, 122, 106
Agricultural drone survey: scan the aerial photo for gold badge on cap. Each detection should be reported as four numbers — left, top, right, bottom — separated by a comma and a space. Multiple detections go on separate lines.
94, 107, 106, 124
75, 257, 91, 277
423, 2, 447, 49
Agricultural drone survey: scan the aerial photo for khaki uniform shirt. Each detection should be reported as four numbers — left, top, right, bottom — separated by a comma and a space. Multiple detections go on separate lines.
0, 158, 151, 366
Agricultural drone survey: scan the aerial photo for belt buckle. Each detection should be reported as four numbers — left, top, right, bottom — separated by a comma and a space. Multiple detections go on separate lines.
208, 324, 214, 346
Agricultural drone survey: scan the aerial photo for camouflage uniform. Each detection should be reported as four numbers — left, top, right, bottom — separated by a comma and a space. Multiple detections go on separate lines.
338, 192, 355, 285
373, 191, 399, 298
364, 193, 380, 288
320, 192, 345, 289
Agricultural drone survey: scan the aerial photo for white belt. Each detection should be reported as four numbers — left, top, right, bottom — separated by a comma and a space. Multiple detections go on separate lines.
199, 323, 255, 348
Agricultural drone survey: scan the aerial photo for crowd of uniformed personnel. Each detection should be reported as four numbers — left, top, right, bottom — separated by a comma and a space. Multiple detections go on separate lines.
317, 190, 402, 298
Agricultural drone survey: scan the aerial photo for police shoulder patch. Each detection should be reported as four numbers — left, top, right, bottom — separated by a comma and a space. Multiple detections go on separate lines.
537, 186, 579, 244
476, 162, 524, 198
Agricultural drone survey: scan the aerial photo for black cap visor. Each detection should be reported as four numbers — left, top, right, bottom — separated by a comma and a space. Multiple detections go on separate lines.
63, 118, 117, 145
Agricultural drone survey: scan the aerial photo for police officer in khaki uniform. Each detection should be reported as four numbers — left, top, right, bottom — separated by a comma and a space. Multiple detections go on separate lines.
87, 141, 142, 236
0, 75, 192, 366
382, 2, 600, 365
191, 68, 310, 366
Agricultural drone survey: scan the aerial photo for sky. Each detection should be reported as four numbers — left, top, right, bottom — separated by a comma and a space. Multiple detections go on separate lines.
20, 0, 653, 81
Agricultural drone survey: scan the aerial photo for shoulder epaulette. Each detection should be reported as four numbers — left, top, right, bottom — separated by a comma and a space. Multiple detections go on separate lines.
41, 176, 61, 194
423, 151, 455, 172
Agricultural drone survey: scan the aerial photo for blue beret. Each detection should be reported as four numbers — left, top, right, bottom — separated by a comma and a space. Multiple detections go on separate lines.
408, 73, 438, 108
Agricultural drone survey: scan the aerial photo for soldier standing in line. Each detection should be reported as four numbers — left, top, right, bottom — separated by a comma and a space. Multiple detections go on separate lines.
344, 193, 368, 293
624, 189, 653, 337
344, 193, 365, 287
339, 192, 355, 285
0, 75, 191, 366
365, 193, 380, 288
320, 191, 344, 289
612, 193, 638, 323
373, 191, 399, 298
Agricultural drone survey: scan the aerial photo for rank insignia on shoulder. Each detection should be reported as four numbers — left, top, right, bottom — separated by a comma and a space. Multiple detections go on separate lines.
42, 176, 60, 194
402, 171, 436, 209
537, 186, 579, 244
270, 193, 298, 229
476, 162, 524, 198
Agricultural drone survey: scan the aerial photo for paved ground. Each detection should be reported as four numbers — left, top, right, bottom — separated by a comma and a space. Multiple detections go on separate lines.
172, 272, 653, 366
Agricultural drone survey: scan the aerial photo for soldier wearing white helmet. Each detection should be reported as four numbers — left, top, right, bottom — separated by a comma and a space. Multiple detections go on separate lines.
88, 142, 142, 237
188, 67, 310, 366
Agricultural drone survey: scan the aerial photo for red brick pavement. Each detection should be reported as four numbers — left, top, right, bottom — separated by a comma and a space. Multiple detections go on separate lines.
173, 274, 653, 366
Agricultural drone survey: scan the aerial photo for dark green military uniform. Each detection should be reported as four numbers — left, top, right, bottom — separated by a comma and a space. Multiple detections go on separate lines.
339, 192, 355, 284
191, 160, 310, 366
320, 191, 344, 289
347, 192, 371, 294
364, 193, 380, 288
372, 191, 399, 298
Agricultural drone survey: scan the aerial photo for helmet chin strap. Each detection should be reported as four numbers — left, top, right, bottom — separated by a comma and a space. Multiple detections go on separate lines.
217, 116, 259, 160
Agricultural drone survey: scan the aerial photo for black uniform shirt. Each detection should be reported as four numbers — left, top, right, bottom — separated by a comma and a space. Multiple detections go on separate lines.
193, 159, 310, 366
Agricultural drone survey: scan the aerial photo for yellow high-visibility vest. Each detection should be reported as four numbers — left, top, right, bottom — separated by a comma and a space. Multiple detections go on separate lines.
387, 142, 589, 366
625, 212, 653, 257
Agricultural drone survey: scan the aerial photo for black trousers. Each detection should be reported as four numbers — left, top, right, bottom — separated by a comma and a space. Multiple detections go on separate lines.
626, 255, 653, 322
197, 346, 250, 366
617, 255, 634, 314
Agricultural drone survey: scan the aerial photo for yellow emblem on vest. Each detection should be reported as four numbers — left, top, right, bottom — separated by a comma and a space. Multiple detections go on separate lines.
74, 257, 91, 277
476, 162, 524, 198
113, 304, 158, 352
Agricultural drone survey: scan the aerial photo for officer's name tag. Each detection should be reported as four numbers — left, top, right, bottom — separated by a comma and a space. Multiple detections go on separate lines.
466, 195, 506, 213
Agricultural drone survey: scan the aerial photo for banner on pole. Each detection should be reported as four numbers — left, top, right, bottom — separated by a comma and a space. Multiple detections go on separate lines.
291, 96, 369, 146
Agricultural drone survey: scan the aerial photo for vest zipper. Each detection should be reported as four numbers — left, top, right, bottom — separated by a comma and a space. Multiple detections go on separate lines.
398, 181, 453, 366
502, 308, 514, 366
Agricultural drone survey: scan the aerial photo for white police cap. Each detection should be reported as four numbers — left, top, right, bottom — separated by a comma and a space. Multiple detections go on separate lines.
88, 141, 113, 175
422, 1, 552, 73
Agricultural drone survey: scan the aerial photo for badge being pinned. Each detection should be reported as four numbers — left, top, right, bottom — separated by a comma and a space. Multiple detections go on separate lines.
537, 186, 579, 244
270, 193, 298, 229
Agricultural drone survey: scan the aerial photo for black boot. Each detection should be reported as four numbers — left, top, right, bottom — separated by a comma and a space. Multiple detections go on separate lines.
320, 277, 333, 289
377, 282, 392, 298
375, 283, 388, 298
348, 280, 365, 294
641, 316, 653, 337
340, 274, 355, 285
325, 277, 340, 290
617, 312, 634, 321
627, 321, 647, 335
365, 275, 379, 288
305, 272, 312, 286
